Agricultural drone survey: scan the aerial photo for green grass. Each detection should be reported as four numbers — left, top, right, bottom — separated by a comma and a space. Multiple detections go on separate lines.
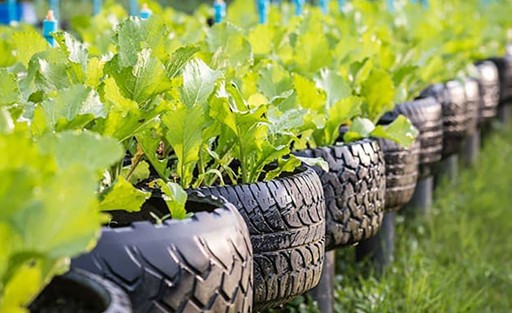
337, 125, 512, 312
275, 124, 512, 313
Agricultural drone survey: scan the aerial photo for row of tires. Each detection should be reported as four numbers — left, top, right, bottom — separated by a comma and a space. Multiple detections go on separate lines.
32, 56, 512, 313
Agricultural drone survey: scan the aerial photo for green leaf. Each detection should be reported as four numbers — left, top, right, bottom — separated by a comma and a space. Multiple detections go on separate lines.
121, 160, 150, 185
295, 155, 330, 172
165, 45, 200, 79
162, 103, 207, 188
113, 18, 147, 67
105, 49, 172, 104
315, 96, 363, 146
294, 30, 332, 74
54, 32, 89, 69
25, 49, 85, 93
257, 62, 293, 101
371, 115, 419, 148
40, 131, 123, 173
344, 117, 376, 142
149, 179, 188, 220
264, 157, 301, 181
350, 58, 374, 88
315, 69, 352, 107
96, 78, 163, 142
207, 22, 254, 69
11, 31, 48, 67
360, 68, 396, 122
0, 69, 20, 106
293, 74, 326, 112
99, 177, 150, 213
33, 84, 105, 133
20, 166, 101, 259
136, 125, 169, 180
248, 24, 277, 55
0, 109, 14, 134
181, 59, 222, 107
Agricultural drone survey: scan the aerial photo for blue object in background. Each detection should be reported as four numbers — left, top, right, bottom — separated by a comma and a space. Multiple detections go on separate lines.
320, 0, 328, 14
49, 0, 59, 21
293, 0, 304, 16
130, 0, 139, 16
93, 0, 102, 16
7, 0, 17, 23
387, 0, 394, 12
338, 0, 345, 11
43, 11, 58, 47
257, 0, 268, 24
213, 0, 226, 24
140, 4, 152, 19
421, 0, 429, 8
0, 3, 22, 24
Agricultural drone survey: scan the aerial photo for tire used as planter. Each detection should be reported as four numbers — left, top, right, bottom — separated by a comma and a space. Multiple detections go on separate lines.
461, 77, 481, 136
419, 82, 467, 157
294, 140, 386, 251
30, 269, 132, 313
488, 56, 512, 104
476, 60, 501, 124
378, 138, 420, 212
72, 192, 253, 313
197, 167, 326, 312
392, 97, 444, 179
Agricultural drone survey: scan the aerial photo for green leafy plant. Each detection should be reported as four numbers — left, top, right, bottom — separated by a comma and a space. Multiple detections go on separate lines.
0, 121, 123, 313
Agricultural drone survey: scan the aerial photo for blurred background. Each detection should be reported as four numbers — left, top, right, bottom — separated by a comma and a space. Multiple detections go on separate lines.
30, 0, 224, 15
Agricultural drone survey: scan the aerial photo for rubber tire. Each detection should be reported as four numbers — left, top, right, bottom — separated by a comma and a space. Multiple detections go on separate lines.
72, 192, 253, 313
476, 61, 500, 124
196, 167, 326, 312
30, 269, 132, 313
394, 98, 444, 179
462, 77, 480, 136
420, 82, 467, 156
294, 139, 386, 250
378, 139, 420, 212
487, 56, 512, 104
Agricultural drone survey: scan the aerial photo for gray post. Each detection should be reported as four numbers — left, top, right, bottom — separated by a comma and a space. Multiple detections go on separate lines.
463, 130, 481, 167
436, 154, 458, 186
405, 176, 434, 216
498, 104, 511, 126
309, 251, 335, 313
355, 212, 395, 275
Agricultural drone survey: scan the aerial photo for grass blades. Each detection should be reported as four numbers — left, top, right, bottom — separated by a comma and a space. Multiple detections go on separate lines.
274, 124, 512, 313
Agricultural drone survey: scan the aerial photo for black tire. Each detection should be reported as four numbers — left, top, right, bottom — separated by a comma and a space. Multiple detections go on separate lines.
462, 77, 481, 136
294, 140, 386, 250
394, 98, 444, 178
476, 61, 500, 123
72, 192, 253, 313
30, 269, 132, 313
378, 139, 420, 212
487, 56, 512, 104
196, 167, 326, 312
420, 82, 467, 156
